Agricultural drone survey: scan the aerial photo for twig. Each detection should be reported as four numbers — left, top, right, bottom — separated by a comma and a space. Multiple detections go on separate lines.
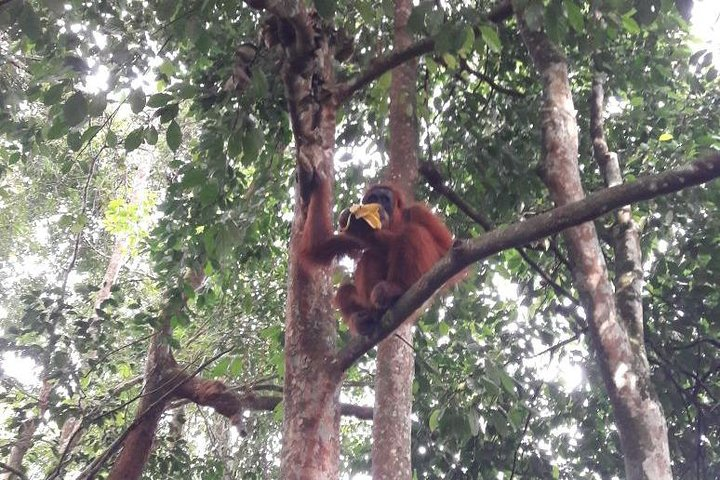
336, 0, 515, 104
509, 385, 541, 480
528, 331, 584, 358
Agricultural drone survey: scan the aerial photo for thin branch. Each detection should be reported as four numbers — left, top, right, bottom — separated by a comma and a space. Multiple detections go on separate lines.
509, 385, 541, 480
458, 57, 524, 98
672, 337, 720, 351
528, 331, 585, 358
171, 382, 373, 421
336, 152, 720, 370
1, 462, 29, 480
81, 334, 154, 380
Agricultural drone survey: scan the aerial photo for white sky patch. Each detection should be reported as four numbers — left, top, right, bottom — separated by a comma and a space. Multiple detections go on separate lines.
84, 64, 110, 94
92, 30, 108, 49
491, 273, 518, 301
559, 362, 584, 391
2, 352, 41, 387
691, 0, 720, 65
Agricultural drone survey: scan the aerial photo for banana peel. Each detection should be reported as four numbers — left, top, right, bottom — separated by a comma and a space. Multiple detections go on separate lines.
342, 203, 383, 230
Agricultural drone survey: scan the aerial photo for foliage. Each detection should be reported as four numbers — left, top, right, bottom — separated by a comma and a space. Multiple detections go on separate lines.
0, 0, 718, 478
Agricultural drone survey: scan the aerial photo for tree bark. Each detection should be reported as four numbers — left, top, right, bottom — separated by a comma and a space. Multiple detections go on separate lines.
107, 329, 175, 480
281, 153, 342, 480
1, 381, 51, 480
518, 19, 672, 479
372, 0, 417, 478
277, 6, 343, 479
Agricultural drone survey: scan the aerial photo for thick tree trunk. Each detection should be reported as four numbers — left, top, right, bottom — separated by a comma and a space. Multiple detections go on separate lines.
278, 7, 342, 479
281, 237, 341, 478
372, 0, 417, 478
518, 21, 672, 480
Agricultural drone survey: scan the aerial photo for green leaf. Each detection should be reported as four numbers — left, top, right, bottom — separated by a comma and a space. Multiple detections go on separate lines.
408, 2, 432, 34
524, 1, 545, 32
621, 13, 641, 34
479, 25, 501, 53
357, 2, 374, 23
210, 357, 230, 377
229, 356, 243, 376
106, 130, 118, 147
47, 118, 67, 140
67, 131, 82, 151
43, 84, 65, 106
228, 131, 243, 158
155, 103, 179, 123
199, 182, 220, 206
124, 127, 145, 152
19, 4, 42, 41
467, 409, 481, 437
250, 69, 269, 98
563, 0, 584, 32
145, 126, 158, 145
429, 408, 442, 432
166, 120, 182, 151
241, 125, 264, 162
147, 93, 172, 108
434, 28, 453, 54
63, 92, 88, 127
658, 132, 673, 142
181, 168, 206, 188
80, 125, 102, 145
88, 94, 107, 117
128, 89, 146, 113
156, 0, 176, 21
314, 0, 335, 19
158, 60, 176, 78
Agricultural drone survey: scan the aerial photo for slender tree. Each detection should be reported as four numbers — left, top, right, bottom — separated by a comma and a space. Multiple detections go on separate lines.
371, 0, 419, 477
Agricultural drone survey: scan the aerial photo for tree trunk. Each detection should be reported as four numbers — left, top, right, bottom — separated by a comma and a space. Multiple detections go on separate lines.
1, 380, 51, 480
278, 7, 342, 479
107, 329, 175, 480
518, 21, 672, 480
372, 0, 418, 478
93, 161, 150, 312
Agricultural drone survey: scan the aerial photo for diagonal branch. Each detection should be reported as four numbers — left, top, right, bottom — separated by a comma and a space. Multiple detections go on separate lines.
336, 38, 435, 104
420, 161, 579, 306
336, 152, 720, 370
335, 0, 515, 104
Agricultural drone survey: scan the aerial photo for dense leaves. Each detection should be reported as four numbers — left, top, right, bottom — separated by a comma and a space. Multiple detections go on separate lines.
0, 0, 718, 478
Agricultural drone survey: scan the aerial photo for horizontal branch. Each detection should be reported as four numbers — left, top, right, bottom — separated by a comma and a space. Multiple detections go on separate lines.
1, 462, 28, 480
336, 152, 720, 370
177, 376, 372, 421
